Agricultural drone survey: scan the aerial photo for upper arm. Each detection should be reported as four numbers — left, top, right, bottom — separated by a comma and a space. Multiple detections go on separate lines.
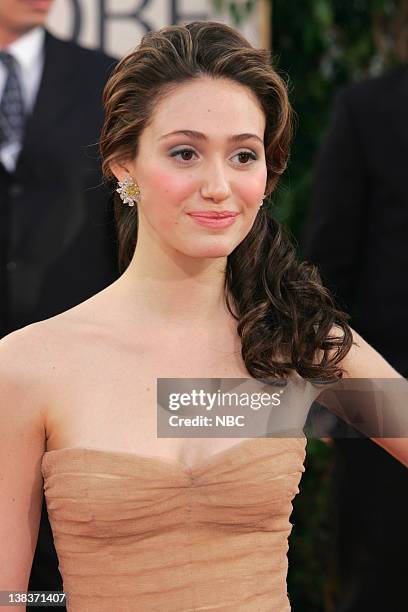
327, 326, 408, 468
0, 329, 47, 597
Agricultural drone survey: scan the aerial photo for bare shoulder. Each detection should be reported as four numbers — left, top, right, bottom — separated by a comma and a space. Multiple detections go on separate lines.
0, 314, 76, 375
0, 321, 62, 424
0, 301, 108, 400
329, 323, 402, 378
0, 322, 53, 395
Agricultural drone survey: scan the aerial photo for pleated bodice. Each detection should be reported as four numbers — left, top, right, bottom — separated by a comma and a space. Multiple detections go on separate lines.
41, 436, 307, 611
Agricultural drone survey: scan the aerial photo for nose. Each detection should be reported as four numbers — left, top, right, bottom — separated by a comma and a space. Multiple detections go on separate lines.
200, 158, 231, 202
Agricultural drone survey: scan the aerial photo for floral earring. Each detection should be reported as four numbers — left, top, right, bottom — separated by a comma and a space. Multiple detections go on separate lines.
116, 175, 141, 207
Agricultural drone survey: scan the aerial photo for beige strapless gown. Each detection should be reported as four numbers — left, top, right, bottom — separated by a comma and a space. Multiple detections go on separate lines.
41, 436, 306, 611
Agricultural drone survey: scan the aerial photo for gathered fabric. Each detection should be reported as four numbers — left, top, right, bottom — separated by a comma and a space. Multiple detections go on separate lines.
41, 436, 306, 611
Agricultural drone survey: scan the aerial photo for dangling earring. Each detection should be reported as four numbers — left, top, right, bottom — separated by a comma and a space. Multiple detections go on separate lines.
116, 175, 141, 207
259, 193, 267, 208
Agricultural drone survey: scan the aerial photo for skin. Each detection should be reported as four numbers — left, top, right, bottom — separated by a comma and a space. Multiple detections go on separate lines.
109, 76, 268, 328
0, 0, 54, 47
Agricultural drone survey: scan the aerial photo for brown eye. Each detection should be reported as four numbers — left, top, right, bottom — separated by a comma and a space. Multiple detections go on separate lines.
233, 150, 258, 165
238, 153, 251, 163
170, 148, 197, 162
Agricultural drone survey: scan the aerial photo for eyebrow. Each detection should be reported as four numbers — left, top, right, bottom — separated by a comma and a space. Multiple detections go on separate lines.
158, 129, 264, 145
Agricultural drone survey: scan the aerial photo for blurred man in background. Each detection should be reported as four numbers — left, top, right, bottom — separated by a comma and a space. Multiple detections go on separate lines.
0, 0, 119, 607
302, 35, 408, 612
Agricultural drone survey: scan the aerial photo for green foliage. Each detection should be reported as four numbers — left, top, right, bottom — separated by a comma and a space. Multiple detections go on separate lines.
212, 0, 257, 25
269, 0, 400, 240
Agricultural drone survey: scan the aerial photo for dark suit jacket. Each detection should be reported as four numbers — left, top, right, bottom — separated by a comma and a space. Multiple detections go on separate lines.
302, 64, 408, 372
0, 30, 119, 336
0, 31, 119, 609
302, 67, 408, 611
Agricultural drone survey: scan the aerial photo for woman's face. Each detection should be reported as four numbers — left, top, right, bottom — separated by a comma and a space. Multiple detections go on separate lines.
113, 76, 267, 259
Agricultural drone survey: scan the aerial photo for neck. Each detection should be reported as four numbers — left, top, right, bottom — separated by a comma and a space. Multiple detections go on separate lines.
112, 240, 233, 329
0, 25, 35, 48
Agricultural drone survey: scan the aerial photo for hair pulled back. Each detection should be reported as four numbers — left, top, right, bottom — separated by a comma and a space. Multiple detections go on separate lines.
100, 21, 353, 382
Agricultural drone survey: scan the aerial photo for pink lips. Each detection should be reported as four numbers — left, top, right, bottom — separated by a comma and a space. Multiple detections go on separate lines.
187, 212, 238, 229
188, 212, 239, 219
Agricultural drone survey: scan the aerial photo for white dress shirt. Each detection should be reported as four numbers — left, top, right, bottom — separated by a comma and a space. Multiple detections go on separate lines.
0, 26, 45, 172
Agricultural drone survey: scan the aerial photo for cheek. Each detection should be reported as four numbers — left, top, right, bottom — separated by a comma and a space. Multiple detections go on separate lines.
148, 168, 195, 204
239, 168, 268, 209
140, 167, 195, 235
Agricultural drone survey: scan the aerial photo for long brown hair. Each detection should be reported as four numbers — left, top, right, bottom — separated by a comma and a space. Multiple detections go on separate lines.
99, 21, 353, 382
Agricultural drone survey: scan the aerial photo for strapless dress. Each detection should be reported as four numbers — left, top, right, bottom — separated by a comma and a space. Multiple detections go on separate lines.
41, 436, 307, 611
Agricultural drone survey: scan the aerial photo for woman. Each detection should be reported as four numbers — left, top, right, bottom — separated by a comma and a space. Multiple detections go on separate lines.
0, 21, 406, 612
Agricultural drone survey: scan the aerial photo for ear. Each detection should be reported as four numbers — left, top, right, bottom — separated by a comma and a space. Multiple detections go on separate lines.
109, 160, 133, 182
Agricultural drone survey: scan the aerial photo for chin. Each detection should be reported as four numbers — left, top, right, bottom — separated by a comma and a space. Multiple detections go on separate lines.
19, 17, 48, 30
167, 231, 243, 259
191, 248, 233, 259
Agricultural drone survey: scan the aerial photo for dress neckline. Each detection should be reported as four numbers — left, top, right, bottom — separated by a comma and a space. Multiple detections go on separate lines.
42, 435, 306, 475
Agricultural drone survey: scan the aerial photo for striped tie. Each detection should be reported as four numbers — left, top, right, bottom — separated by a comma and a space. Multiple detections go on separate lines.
0, 51, 25, 147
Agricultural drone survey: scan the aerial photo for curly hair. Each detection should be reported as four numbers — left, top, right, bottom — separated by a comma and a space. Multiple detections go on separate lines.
99, 20, 354, 383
